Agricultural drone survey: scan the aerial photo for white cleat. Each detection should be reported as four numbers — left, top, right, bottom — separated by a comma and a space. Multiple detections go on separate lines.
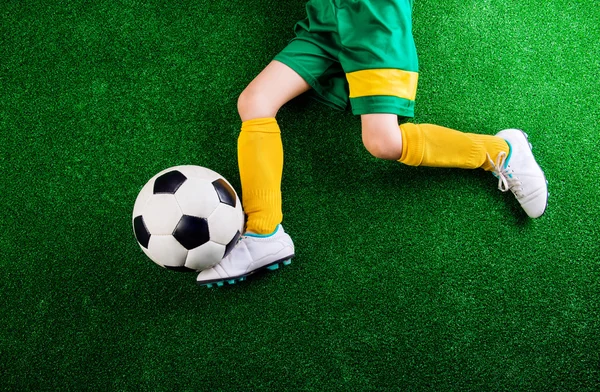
489, 129, 548, 218
196, 225, 294, 287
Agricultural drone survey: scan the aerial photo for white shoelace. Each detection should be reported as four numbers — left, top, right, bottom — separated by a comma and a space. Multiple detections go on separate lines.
487, 152, 524, 198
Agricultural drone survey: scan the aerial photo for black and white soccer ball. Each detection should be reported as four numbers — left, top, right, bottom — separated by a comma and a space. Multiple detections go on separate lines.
132, 165, 244, 272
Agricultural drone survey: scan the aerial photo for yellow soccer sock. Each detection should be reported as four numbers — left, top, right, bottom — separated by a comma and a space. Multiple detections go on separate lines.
238, 117, 283, 235
398, 123, 509, 170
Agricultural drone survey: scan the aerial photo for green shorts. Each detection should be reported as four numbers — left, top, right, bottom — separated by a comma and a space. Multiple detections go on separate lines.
274, 0, 419, 118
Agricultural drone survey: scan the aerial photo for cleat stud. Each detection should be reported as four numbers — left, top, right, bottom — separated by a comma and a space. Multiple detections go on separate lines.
283, 260, 292, 266
239, 276, 246, 282
227, 280, 236, 285
217, 282, 224, 287
267, 264, 279, 271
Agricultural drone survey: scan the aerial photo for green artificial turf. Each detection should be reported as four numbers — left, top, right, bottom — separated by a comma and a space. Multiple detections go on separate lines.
1, 0, 599, 390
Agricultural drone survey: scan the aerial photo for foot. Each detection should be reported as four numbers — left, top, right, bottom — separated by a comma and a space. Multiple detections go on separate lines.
489, 129, 548, 218
196, 225, 294, 287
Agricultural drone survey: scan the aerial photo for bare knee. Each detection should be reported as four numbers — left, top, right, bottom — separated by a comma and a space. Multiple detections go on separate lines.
361, 114, 403, 160
237, 86, 279, 121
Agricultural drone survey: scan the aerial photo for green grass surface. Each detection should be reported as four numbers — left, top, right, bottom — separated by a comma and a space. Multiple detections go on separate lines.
1, 0, 599, 390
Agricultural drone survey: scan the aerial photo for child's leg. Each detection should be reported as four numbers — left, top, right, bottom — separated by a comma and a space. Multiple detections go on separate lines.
360, 114, 547, 218
360, 114, 508, 171
237, 61, 310, 234
196, 61, 308, 287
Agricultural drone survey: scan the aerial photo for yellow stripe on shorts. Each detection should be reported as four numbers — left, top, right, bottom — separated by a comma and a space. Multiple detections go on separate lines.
346, 69, 419, 101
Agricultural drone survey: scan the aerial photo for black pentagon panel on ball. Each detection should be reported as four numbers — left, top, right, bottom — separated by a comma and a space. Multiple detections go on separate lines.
224, 230, 242, 258
153, 170, 187, 194
212, 179, 236, 207
133, 216, 151, 249
173, 215, 210, 250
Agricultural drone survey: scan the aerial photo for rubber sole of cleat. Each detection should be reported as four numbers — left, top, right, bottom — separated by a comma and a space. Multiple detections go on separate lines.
200, 256, 294, 288
522, 130, 549, 218
202, 278, 244, 288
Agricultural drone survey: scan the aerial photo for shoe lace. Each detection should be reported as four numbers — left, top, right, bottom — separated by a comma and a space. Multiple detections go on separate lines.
487, 152, 524, 198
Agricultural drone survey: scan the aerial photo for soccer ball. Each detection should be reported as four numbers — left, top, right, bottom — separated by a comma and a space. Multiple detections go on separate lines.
132, 165, 244, 272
